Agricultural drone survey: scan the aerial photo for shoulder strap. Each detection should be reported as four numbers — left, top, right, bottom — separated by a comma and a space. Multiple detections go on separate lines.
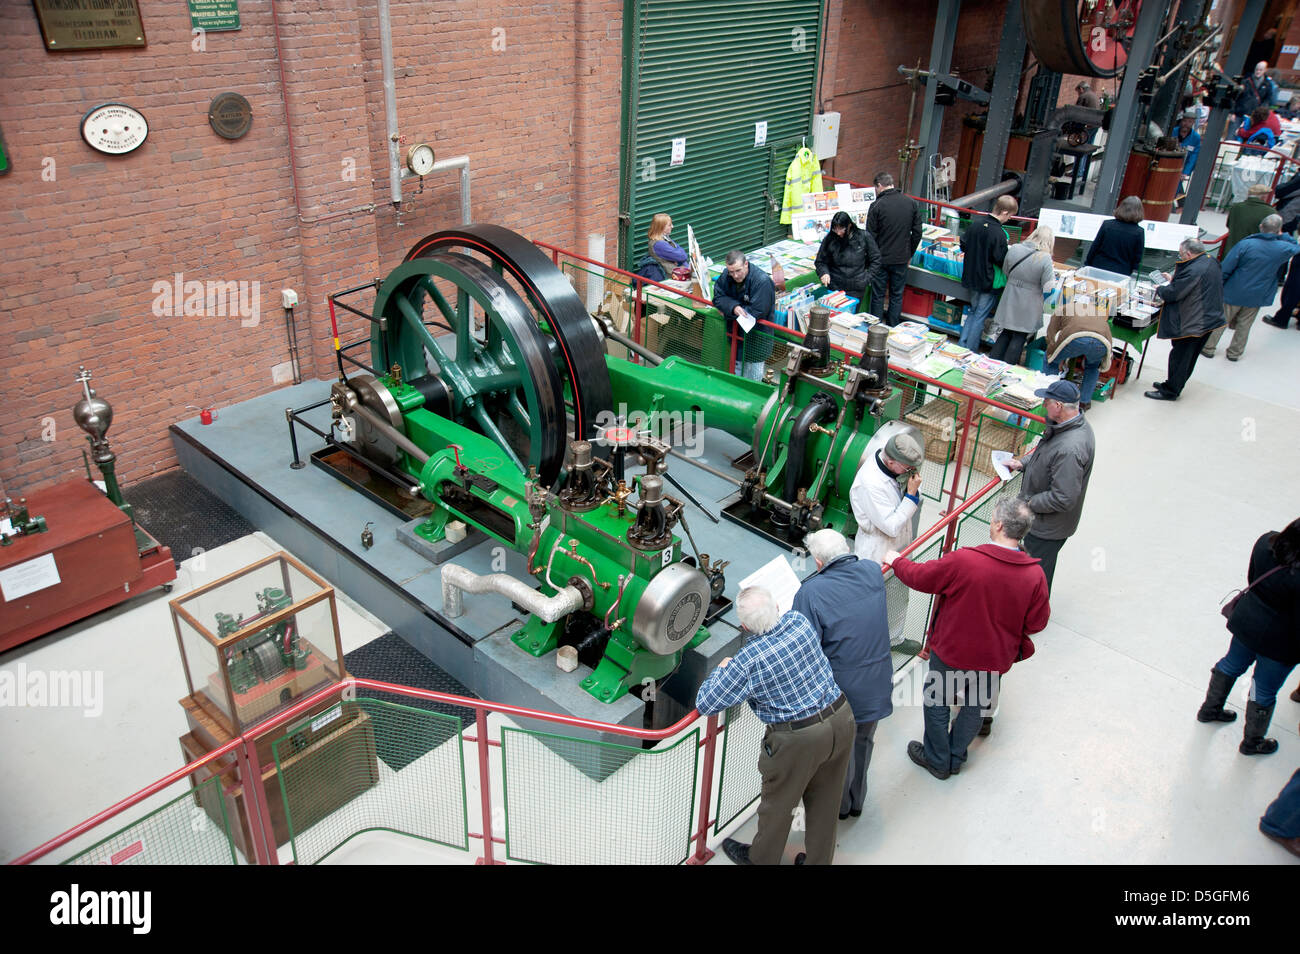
1236, 564, 1286, 600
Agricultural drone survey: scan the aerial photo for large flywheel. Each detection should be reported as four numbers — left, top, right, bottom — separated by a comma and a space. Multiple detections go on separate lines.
371, 250, 567, 483
1023, 0, 1142, 79
402, 225, 614, 455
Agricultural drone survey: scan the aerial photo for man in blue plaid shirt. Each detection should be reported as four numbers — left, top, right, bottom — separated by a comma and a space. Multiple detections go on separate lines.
696, 586, 854, 865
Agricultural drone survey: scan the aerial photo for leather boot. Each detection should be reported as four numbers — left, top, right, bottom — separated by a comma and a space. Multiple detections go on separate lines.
1239, 700, 1279, 755
1197, 668, 1238, 723
1290, 680, 1300, 704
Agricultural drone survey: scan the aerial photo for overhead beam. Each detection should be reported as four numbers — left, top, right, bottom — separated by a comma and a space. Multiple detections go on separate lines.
1180, 0, 1268, 225
910, 0, 962, 196
976, 2, 1027, 192
1091, 0, 1173, 214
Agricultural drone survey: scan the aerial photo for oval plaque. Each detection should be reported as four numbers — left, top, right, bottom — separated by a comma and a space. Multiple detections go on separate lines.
209, 92, 252, 140
81, 103, 149, 155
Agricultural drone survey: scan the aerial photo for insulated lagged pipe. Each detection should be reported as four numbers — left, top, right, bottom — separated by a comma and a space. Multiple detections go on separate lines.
441, 563, 583, 622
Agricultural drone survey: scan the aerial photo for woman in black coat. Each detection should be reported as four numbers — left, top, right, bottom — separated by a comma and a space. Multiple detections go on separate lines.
1083, 195, 1146, 276
1197, 517, 1300, 755
815, 211, 881, 312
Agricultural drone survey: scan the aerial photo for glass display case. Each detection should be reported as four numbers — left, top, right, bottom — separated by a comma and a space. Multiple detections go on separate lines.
170, 552, 345, 735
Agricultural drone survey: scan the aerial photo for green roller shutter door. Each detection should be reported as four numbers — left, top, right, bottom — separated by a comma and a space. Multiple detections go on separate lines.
619, 0, 824, 270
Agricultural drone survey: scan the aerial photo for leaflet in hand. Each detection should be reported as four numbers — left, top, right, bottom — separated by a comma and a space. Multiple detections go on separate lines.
736, 308, 757, 333
738, 555, 803, 615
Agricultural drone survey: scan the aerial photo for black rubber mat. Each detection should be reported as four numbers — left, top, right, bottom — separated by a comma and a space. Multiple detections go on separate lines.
344, 632, 478, 771
127, 470, 256, 561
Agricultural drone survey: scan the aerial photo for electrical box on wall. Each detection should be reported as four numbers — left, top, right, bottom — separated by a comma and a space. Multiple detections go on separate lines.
812, 112, 840, 160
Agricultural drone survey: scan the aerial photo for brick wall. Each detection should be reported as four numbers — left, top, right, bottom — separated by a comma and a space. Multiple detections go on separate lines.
822, 0, 1005, 194
0, 0, 623, 491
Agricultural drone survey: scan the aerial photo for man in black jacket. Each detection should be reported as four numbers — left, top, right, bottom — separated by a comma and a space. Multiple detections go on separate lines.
1145, 238, 1226, 401
866, 173, 924, 327
957, 195, 1018, 350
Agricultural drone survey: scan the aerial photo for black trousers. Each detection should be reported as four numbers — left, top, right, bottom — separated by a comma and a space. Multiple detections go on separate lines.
1275, 258, 1300, 328
1024, 533, 1067, 594
989, 330, 1030, 365
1160, 331, 1212, 398
870, 263, 909, 326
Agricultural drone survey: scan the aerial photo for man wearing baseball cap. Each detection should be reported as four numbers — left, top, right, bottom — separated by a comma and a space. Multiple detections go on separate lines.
850, 429, 927, 655
1005, 379, 1095, 593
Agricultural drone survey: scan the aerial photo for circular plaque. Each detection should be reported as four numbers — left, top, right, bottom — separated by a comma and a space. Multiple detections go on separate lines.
80, 103, 148, 155
208, 93, 252, 140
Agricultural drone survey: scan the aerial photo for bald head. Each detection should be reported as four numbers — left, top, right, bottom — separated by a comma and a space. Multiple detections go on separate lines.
1261, 214, 1283, 234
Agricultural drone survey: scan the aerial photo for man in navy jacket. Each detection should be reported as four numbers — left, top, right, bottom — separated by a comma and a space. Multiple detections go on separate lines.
792, 529, 893, 819
713, 251, 776, 381
1203, 215, 1298, 361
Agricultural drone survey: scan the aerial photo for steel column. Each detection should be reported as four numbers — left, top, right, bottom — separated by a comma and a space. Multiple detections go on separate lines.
1091, 0, 1173, 214
910, 0, 962, 196
975, 2, 1027, 192
1180, 0, 1267, 225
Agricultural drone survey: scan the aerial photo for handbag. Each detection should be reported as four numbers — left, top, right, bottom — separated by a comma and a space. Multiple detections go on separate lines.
1220, 565, 1285, 620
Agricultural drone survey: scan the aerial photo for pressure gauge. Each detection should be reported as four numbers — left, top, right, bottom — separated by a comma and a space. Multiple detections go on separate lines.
406, 143, 435, 176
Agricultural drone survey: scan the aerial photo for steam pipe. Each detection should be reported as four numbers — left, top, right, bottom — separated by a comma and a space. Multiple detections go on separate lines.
379, 0, 402, 206
441, 563, 583, 622
951, 176, 1020, 211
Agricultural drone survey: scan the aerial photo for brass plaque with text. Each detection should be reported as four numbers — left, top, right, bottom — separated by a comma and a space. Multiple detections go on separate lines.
33, 0, 147, 52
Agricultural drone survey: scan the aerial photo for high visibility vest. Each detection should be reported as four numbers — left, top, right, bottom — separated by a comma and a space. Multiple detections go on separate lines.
780, 147, 823, 225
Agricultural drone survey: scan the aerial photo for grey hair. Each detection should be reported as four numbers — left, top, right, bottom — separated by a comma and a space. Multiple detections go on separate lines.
1180, 237, 1206, 257
805, 529, 851, 565
736, 586, 780, 635
1261, 214, 1283, 233
992, 498, 1034, 541
725, 249, 747, 266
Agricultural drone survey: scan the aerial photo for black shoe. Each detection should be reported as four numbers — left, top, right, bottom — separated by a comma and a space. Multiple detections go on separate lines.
1262, 314, 1290, 329
1239, 700, 1279, 755
1260, 823, 1300, 859
907, 740, 951, 780
1197, 668, 1239, 723
1227, 354, 1240, 362
1291, 685, 1300, 703
722, 837, 753, 865
979, 716, 994, 737
1144, 388, 1177, 401
1080, 402, 1092, 412
1201, 350, 1215, 359
892, 639, 924, 656
794, 852, 806, 865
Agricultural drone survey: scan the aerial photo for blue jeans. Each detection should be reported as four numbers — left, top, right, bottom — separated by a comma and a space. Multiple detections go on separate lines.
1046, 337, 1109, 404
921, 653, 997, 773
737, 359, 766, 381
958, 290, 999, 351
1214, 637, 1298, 707
1261, 769, 1300, 839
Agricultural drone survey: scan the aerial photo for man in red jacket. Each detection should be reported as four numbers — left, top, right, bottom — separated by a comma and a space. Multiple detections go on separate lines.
885, 497, 1050, 780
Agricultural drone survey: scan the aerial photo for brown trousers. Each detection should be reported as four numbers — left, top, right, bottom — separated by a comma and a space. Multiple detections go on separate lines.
750, 701, 855, 865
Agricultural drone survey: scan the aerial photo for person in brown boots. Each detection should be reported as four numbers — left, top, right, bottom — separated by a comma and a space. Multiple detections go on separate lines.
1197, 518, 1300, 754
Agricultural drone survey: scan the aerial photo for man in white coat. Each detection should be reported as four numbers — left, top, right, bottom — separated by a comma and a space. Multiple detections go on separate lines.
850, 431, 925, 655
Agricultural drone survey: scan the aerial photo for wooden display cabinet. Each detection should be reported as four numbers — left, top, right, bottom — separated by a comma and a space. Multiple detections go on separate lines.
170, 552, 377, 855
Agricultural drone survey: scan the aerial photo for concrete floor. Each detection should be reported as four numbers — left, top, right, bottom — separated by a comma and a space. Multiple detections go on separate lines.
3, 211, 1298, 864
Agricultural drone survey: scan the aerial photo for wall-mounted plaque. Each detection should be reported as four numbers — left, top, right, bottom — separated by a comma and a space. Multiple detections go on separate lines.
33, 0, 146, 51
189, 0, 240, 32
81, 104, 149, 155
208, 92, 252, 140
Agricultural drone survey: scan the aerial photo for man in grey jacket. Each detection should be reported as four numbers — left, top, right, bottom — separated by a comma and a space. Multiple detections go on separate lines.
1006, 380, 1095, 593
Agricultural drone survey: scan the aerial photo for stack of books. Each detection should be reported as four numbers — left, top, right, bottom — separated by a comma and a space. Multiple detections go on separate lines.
963, 355, 1010, 394
886, 322, 932, 367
